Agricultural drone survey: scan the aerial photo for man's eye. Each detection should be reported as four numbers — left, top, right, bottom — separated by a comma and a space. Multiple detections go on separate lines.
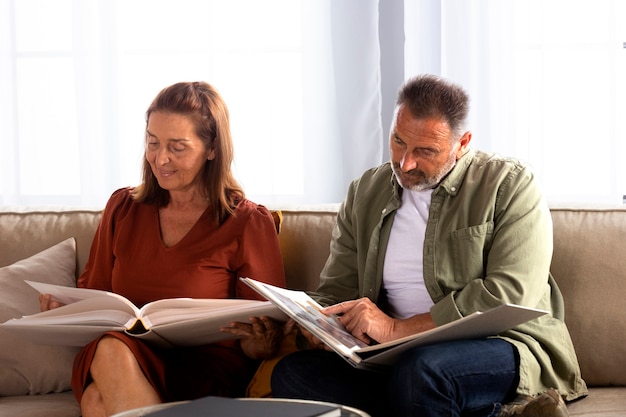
418, 149, 436, 158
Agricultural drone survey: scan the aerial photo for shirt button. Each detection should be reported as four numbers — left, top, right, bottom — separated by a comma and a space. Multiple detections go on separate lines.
451, 187, 456, 192
382, 208, 387, 214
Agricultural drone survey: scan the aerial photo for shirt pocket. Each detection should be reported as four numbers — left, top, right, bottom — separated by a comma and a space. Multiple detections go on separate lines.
449, 221, 494, 284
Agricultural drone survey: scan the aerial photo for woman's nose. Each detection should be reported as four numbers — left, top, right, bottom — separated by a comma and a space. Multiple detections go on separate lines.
155, 148, 171, 165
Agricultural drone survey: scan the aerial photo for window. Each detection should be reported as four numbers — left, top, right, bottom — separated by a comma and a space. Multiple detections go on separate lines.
1, 0, 309, 207
406, 0, 626, 204
3, 1, 624, 207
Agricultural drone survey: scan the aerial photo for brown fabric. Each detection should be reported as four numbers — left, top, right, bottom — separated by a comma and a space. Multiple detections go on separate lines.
70, 188, 286, 402
0, 209, 102, 276
271, 210, 283, 234
566, 387, 626, 416
72, 332, 256, 403
76, 188, 286, 304
550, 208, 626, 386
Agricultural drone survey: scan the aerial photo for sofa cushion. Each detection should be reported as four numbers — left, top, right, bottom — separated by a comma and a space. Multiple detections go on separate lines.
0, 208, 102, 277
278, 208, 338, 291
0, 238, 80, 396
550, 207, 626, 386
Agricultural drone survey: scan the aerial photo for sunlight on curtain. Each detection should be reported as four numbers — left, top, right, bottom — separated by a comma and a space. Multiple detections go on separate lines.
1, 0, 384, 208
10, 1, 621, 207
405, 0, 626, 204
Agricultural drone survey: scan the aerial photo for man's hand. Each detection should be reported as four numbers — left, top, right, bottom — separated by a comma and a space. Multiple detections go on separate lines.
323, 298, 437, 344
322, 298, 396, 344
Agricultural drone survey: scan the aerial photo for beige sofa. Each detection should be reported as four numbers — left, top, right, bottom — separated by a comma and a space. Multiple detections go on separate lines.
1, 205, 626, 416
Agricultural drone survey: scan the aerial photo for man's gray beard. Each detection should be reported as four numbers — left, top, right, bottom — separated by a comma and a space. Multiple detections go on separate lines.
391, 156, 456, 192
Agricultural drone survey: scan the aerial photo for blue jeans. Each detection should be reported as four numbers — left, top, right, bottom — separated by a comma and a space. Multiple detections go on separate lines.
271, 338, 519, 417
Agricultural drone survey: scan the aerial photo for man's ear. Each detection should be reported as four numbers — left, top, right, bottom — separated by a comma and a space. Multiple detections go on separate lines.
455, 131, 472, 159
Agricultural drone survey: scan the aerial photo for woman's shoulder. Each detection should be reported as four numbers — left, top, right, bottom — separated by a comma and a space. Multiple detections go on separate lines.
101, 187, 146, 219
233, 198, 272, 218
103, 187, 134, 209
232, 199, 280, 233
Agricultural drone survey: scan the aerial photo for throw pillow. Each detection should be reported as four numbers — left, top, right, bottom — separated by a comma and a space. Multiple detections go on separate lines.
0, 237, 80, 396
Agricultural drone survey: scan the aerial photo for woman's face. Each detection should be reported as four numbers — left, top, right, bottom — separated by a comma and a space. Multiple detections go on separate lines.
145, 111, 215, 194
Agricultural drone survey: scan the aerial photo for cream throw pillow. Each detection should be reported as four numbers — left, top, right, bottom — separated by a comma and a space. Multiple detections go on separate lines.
0, 238, 80, 395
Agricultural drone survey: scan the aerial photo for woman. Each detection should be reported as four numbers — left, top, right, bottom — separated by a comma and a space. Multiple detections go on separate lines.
39, 81, 287, 417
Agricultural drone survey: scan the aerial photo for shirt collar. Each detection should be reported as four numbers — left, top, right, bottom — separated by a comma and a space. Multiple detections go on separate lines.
388, 148, 476, 198
435, 148, 475, 196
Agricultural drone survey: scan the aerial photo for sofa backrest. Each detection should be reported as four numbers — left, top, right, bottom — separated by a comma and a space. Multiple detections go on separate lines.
278, 209, 337, 291
0, 208, 336, 290
0, 209, 101, 276
549, 206, 626, 387
2, 205, 626, 387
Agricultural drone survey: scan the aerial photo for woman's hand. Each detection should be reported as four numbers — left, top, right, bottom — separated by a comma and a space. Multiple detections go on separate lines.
38, 293, 65, 312
295, 324, 332, 351
221, 316, 295, 360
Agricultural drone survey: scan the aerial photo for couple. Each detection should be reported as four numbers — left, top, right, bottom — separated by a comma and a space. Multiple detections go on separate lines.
39, 75, 586, 417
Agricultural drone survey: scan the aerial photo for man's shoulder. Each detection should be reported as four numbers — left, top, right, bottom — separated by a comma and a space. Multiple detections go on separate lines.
356, 162, 393, 184
464, 150, 534, 180
459, 150, 541, 198
469, 150, 531, 170
346, 163, 398, 212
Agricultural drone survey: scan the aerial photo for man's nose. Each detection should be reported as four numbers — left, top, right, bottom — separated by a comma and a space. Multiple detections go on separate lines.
400, 152, 418, 172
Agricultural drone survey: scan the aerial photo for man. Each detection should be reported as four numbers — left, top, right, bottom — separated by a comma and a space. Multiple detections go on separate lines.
271, 74, 587, 417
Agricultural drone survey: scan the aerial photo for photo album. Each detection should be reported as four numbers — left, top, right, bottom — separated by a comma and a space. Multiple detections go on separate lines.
240, 277, 548, 370
1, 280, 287, 348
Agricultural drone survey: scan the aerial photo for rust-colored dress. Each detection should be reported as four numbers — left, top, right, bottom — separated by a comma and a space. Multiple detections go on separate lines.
71, 188, 286, 403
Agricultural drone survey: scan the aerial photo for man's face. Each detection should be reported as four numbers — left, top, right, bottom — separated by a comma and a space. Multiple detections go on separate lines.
389, 106, 469, 191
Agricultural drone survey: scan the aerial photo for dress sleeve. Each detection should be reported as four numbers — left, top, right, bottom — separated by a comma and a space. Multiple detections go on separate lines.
234, 202, 287, 300
77, 188, 131, 291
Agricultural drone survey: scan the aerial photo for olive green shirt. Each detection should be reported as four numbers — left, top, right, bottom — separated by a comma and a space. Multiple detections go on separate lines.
311, 149, 587, 400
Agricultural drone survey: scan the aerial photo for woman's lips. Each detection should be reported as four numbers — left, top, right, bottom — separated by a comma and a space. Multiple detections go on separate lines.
158, 169, 176, 177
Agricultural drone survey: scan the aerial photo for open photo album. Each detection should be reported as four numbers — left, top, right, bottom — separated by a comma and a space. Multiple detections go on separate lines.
240, 277, 548, 370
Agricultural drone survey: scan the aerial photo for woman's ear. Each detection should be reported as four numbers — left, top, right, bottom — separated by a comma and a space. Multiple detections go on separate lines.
206, 147, 217, 161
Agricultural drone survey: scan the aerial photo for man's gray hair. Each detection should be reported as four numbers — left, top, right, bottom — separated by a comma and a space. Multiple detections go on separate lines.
396, 74, 470, 141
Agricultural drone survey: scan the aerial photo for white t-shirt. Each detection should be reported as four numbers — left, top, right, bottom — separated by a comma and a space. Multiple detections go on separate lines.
382, 188, 434, 319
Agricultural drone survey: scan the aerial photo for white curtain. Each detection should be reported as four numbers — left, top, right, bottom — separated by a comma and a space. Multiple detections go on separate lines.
405, 0, 626, 204
3, 0, 625, 208
0, 0, 383, 208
